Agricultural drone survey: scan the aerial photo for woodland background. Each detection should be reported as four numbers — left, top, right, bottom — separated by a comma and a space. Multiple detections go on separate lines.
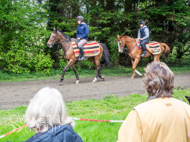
0, 0, 189, 74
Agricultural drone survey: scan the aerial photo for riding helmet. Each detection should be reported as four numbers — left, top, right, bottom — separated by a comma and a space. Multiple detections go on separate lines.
77, 16, 84, 22
140, 20, 145, 25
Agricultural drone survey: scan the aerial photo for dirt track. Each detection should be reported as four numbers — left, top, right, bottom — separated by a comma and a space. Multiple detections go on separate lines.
0, 73, 190, 110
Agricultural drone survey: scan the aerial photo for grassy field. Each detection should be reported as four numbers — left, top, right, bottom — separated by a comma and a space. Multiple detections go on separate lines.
0, 88, 189, 142
0, 63, 190, 83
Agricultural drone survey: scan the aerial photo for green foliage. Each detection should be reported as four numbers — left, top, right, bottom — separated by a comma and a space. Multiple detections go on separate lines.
0, 89, 189, 141
0, 0, 54, 74
46, 0, 190, 67
107, 36, 120, 66
0, 0, 190, 74
59, 58, 68, 69
75, 60, 93, 71
33, 54, 54, 75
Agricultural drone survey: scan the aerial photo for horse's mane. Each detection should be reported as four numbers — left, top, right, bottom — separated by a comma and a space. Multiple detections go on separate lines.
122, 35, 131, 38
121, 35, 135, 41
60, 30, 70, 40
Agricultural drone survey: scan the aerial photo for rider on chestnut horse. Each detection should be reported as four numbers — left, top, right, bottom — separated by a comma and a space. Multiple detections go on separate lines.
137, 20, 149, 57
76, 16, 89, 61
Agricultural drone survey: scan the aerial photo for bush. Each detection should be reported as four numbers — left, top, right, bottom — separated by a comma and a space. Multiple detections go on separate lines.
107, 36, 120, 66
33, 54, 54, 75
1, 47, 54, 75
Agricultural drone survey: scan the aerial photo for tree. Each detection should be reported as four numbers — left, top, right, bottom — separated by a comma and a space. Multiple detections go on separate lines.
0, 0, 54, 74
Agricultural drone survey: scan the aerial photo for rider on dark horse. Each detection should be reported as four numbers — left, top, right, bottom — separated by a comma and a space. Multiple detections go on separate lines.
76, 16, 89, 61
137, 20, 149, 57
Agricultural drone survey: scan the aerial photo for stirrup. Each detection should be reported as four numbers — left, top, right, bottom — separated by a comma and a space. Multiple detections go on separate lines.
78, 56, 85, 61
141, 53, 146, 57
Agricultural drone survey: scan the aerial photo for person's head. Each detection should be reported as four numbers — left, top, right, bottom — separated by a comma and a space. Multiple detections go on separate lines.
25, 87, 74, 133
143, 61, 174, 98
77, 16, 84, 25
140, 20, 145, 28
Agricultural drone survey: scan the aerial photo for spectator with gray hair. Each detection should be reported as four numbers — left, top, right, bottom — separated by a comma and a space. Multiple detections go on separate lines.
25, 87, 83, 142
118, 61, 190, 142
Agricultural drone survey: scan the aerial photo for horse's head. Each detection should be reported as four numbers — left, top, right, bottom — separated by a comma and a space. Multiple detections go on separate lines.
117, 35, 125, 53
47, 28, 60, 48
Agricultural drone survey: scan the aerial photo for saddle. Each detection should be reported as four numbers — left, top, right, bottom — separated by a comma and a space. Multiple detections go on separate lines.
72, 41, 100, 58
137, 40, 161, 55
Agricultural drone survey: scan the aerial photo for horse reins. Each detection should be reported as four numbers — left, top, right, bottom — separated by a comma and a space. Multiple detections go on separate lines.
49, 30, 71, 53
48, 31, 59, 47
120, 38, 136, 60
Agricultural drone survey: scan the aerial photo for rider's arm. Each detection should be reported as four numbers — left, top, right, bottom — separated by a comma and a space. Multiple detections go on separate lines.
138, 29, 140, 38
76, 27, 79, 38
141, 28, 149, 40
79, 24, 89, 39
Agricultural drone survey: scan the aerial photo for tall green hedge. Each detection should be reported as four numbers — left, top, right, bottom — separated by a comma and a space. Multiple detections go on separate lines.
0, 0, 189, 74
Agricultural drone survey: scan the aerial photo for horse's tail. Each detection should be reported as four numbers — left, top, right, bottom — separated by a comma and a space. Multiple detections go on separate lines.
100, 43, 110, 66
161, 43, 170, 62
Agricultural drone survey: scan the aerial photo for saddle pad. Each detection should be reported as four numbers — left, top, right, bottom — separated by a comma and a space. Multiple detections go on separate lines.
137, 41, 161, 55
72, 41, 100, 57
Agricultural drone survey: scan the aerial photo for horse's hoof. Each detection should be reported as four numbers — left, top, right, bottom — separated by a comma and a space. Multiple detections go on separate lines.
76, 80, 79, 84
59, 83, 63, 86
131, 76, 134, 79
59, 82, 63, 86
92, 78, 97, 83
100, 76, 105, 81
99, 76, 105, 81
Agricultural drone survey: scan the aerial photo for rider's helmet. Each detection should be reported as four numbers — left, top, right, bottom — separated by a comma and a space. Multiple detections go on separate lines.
77, 16, 84, 22
140, 20, 145, 25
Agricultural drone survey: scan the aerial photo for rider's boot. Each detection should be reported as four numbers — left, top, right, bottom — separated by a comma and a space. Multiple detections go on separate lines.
141, 50, 146, 57
141, 44, 146, 57
78, 46, 85, 61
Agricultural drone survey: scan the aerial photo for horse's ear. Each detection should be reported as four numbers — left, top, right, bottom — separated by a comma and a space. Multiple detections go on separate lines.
53, 27, 57, 31
117, 35, 121, 40
59, 28, 61, 31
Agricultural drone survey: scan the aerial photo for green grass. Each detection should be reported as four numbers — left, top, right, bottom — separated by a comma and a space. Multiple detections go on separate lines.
0, 88, 189, 142
0, 63, 190, 83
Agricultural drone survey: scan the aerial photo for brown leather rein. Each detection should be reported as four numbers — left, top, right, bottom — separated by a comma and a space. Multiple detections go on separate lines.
120, 38, 138, 60
49, 30, 71, 53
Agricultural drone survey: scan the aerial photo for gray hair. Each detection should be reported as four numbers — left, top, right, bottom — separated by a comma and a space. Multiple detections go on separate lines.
143, 61, 174, 98
25, 87, 74, 132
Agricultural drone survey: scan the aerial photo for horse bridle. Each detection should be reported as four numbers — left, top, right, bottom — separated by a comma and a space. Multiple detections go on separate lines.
119, 39, 127, 51
49, 30, 71, 52
119, 38, 135, 53
48, 31, 59, 47
119, 38, 137, 59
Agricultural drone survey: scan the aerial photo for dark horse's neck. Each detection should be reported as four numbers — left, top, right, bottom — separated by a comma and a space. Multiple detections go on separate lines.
122, 36, 136, 51
58, 31, 71, 54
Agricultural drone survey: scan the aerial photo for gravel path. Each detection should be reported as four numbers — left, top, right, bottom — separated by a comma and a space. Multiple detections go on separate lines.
0, 73, 189, 110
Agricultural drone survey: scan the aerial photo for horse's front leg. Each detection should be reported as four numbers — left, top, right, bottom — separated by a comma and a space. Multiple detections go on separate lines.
131, 58, 143, 77
131, 58, 140, 79
59, 60, 74, 86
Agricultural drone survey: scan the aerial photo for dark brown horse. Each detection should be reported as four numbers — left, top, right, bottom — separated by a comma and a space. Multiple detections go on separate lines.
117, 35, 170, 78
47, 28, 110, 85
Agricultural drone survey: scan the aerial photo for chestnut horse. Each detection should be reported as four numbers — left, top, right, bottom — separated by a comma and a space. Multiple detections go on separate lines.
47, 28, 110, 85
117, 35, 170, 78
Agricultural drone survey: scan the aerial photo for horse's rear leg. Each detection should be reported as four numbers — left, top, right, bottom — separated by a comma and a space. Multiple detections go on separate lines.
71, 64, 80, 84
59, 60, 73, 86
153, 55, 160, 62
97, 64, 105, 81
90, 57, 104, 83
